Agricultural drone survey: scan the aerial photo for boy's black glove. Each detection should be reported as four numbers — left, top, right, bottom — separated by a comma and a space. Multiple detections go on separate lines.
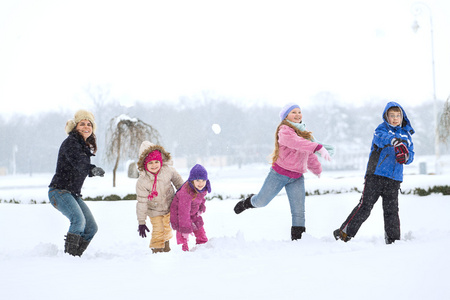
394, 143, 409, 164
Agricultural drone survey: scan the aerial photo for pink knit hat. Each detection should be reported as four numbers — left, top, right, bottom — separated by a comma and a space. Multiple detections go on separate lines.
144, 150, 163, 200
144, 150, 162, 172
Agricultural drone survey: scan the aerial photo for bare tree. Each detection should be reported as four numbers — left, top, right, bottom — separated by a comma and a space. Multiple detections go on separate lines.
438, 96, 450, 144
106, 115, 160, 187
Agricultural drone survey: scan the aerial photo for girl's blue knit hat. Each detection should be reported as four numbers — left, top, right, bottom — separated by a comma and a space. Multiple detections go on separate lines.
279, 103, 300, 121
188, 164, 211, 193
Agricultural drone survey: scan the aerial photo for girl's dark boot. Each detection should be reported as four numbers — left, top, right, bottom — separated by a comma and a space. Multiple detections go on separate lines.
234, 194, 255, 214
291, 226, 306, 241
77, 237, 91, 256
64, 233, 81, 256
163, 240, 171, 252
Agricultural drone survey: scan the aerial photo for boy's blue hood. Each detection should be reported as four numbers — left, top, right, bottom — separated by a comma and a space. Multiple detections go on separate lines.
382, 101, 415, 135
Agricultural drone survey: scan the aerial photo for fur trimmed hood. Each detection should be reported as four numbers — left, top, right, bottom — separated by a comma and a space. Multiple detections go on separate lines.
137, 141, 172, 172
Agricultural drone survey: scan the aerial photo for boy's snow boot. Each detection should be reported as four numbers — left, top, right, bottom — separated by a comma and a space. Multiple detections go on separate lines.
385, 237, 396, 245
76, 237, 91, 256
64, 233, 81, 256
385, 233, 398, 245
291, 226, 306, 241
234, 194, 255, 214
194, 226, 208, 245
163, 240, 171, 252
333, 229, 351, 242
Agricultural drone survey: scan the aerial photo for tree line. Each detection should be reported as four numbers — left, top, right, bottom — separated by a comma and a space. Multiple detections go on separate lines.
0, 95, 447, 175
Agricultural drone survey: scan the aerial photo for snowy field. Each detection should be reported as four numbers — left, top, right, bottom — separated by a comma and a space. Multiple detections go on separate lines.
1, 160, 450, 300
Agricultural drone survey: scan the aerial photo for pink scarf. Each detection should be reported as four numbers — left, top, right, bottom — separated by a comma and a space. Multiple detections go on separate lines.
144, 150, 163, 201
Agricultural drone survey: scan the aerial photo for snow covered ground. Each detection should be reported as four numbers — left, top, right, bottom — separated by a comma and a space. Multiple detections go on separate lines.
1, 161, 449, 300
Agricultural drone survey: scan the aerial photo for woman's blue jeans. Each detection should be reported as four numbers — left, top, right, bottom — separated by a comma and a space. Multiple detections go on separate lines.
48, 188, 98, 241
251, 168, 306, 227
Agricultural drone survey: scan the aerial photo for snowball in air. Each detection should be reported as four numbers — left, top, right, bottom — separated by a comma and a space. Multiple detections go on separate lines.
211, 124, 221, 134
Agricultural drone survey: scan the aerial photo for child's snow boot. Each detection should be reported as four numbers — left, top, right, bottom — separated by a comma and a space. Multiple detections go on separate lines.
234, 194, 255, 214
385, 233, 398, 245
291, 226, 306, 241
194, 226, 208, 245
182, 243, 189, 252
385, 237, 396, 245
76, 237, 91, 256
333, 229, 351, 242
163, 240, 171, 252
152, 248, 164, 254
64, 233, 81, 256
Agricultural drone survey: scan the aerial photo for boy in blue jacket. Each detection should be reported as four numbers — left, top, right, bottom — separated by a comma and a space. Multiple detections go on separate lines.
334, 102, 415, 244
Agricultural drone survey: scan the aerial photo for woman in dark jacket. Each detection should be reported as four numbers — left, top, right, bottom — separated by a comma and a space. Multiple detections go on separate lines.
48, 109, 105, 257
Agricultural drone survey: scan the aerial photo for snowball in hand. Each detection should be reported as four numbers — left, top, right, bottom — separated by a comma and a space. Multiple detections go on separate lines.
211, 123, 221, 134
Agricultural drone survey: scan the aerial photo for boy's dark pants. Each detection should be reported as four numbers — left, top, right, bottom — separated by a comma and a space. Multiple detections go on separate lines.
340, 175, 401, 240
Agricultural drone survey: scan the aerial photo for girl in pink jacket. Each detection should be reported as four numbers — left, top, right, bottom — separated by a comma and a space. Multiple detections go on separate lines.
234, 103, 333, 240
170, 164, 211, 251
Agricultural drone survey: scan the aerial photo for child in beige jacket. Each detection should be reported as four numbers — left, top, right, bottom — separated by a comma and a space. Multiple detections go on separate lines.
136, 141, 184, 253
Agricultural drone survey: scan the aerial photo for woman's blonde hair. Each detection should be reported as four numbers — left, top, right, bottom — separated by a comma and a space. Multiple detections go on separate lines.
269, 120, 314, 164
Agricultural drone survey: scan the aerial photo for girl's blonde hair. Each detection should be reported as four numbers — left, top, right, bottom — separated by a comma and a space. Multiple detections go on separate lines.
269, 120, 314, 164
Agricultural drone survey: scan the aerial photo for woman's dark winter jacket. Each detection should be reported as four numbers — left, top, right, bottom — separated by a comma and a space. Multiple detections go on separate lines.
49, 132, 96, 197
365, 102, 415, 182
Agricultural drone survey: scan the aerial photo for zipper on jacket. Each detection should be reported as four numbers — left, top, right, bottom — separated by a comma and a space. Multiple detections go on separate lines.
391, 161, 399, 179
377, 154, 389, 168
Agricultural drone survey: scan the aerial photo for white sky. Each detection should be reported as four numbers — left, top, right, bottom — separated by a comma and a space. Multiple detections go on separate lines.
1, 0, 449, 116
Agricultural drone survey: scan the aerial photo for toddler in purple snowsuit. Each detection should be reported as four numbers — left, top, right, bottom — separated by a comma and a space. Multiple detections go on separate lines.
170, 164, 211, 251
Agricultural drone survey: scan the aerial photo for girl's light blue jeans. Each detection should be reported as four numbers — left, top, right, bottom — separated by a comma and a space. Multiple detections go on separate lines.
251, 168, 306, 227
48, 188, 98, 241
